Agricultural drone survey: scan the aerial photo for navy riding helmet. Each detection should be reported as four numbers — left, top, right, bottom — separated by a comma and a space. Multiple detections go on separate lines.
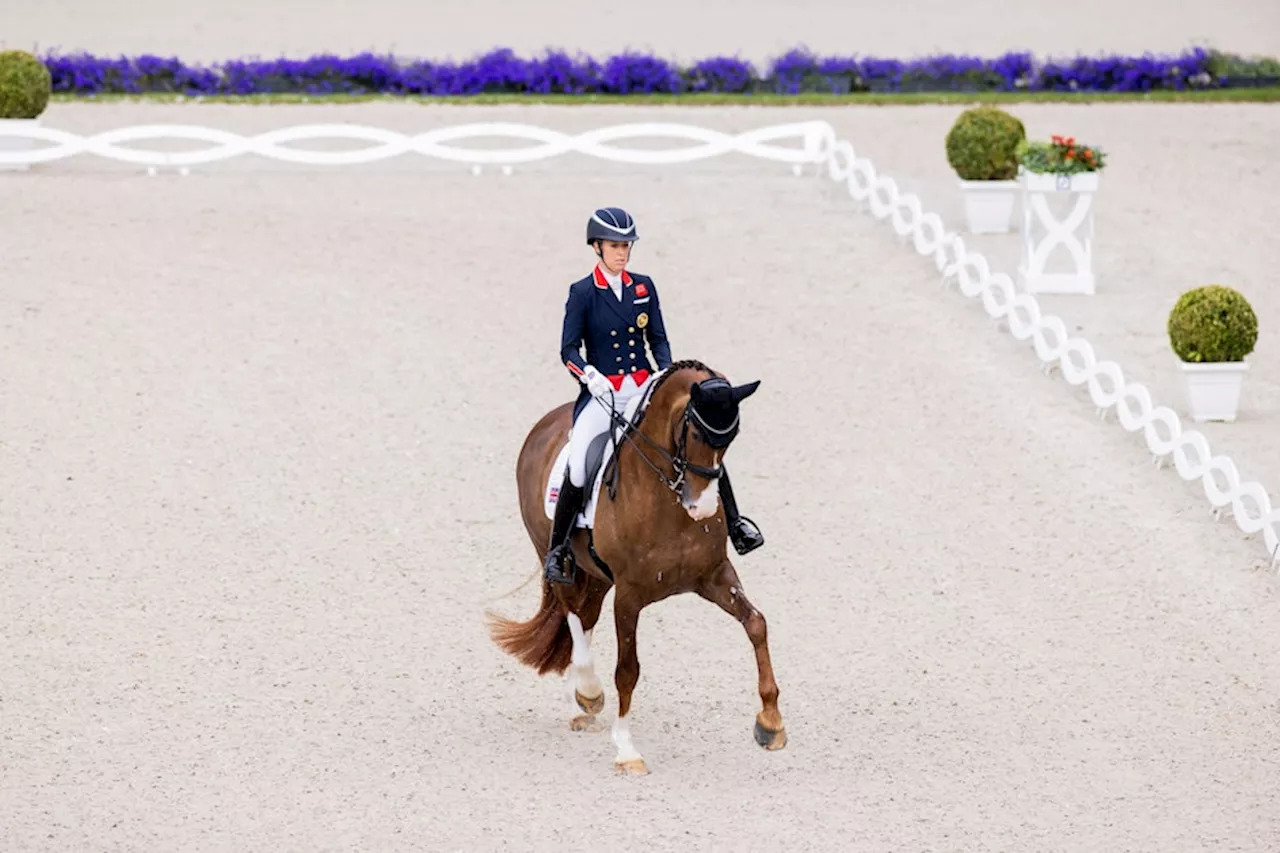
586, 207, 638, 245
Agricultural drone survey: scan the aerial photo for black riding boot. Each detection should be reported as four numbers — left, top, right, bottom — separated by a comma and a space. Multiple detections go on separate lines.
544, 474, 586, 585
719, 467, 764, 555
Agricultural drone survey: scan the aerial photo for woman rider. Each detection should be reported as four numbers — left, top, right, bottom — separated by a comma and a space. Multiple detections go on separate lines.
543, 206, 765, 585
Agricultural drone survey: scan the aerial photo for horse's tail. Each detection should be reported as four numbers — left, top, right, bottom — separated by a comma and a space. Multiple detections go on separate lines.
485, 580, 573, 676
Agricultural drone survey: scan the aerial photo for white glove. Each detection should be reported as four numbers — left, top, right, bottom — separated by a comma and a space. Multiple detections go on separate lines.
582, 365, 613, 398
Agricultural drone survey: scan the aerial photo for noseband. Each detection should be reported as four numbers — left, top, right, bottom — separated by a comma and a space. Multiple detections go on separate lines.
668, 399, 732, 488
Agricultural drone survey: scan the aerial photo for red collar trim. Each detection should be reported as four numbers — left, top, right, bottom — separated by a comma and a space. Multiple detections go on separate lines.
593, 265, 633, 289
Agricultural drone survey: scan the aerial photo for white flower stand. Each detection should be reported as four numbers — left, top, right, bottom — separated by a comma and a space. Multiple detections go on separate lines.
1181, 361, 1249, 422
957, 179, 1018, 234
0, 118, 40, 172
1017, 171, 1100, 294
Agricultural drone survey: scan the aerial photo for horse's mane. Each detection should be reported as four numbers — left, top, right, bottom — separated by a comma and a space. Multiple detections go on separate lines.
647, 359, 718, 400
627, 359, 717, 434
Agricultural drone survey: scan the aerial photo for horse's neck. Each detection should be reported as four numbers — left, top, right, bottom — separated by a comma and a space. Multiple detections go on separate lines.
614, 380, 689, 515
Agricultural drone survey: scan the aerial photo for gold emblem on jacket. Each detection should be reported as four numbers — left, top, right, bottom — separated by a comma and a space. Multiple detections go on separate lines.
637, 312, 649, 329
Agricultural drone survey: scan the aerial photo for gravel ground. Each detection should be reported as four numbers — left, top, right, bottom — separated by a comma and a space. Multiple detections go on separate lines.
2, 102, 1278, 852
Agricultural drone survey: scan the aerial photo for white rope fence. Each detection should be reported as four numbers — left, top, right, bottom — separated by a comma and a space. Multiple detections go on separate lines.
0, 121, 830, 168
811, 123, 1279, 569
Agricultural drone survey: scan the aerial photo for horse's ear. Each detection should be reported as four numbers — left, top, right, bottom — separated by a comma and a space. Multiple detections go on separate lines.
732, 380, 761, 402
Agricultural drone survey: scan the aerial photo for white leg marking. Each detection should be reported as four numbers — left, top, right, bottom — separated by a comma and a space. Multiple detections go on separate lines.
567, 614, 602, 699
612, 714, 643, 763
567, 613, 590, 667
564, 669, 583, 715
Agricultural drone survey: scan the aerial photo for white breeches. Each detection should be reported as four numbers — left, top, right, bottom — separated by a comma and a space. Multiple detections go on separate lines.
567, 373, 652, 487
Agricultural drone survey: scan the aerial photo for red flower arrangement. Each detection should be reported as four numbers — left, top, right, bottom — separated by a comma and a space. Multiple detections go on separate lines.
1017, 134, 1107, 175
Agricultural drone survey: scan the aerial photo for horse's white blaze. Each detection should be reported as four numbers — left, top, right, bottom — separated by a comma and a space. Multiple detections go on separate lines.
612, 714, 643, 763
685, 479, 720, 521
683, 451, 721, 521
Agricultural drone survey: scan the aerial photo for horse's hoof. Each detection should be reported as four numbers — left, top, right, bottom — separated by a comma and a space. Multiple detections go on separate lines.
614, 757, 649, 776
570, 714, 602, 733
753, 720, 788, 751
575, 690, 604, 716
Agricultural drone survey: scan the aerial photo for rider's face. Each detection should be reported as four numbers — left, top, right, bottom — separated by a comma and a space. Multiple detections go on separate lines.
597, 240, 631, 274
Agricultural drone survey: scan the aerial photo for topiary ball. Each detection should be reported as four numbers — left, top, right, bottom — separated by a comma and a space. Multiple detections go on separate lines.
945, 106, 1026, 181
1167, 284, 1259, 363
0, 50, 52, 120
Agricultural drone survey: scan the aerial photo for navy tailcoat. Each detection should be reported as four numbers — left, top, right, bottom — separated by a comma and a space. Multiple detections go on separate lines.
560, 265, 673, 420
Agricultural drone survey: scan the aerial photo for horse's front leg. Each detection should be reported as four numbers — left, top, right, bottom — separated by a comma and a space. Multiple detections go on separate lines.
611, 588, 649, 775
697, 560, 786, 750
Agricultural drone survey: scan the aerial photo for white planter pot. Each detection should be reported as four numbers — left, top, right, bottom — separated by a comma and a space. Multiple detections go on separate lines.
957, 179, 1018, 234
1017, 170, 1102, 295
1181, 361, 1249, 422
0, 117, 40, 172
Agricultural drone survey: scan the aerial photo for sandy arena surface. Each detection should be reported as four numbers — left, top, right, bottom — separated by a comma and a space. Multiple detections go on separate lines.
6, 0, 1280, 63
2, 102, 1279, 851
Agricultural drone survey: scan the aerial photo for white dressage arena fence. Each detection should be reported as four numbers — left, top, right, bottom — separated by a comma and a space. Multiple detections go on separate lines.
2, 117, 1275, 568
809, 124, 1278, 569
0, 121, 830, 169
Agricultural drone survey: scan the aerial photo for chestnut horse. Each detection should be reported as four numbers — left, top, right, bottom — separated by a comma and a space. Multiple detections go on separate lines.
486, 359, 786, 776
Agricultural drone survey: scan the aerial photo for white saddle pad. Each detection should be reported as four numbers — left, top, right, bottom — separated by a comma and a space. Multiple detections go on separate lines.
543, 389, 652, 529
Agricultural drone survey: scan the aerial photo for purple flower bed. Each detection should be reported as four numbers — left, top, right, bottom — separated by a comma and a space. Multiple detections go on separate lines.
36, 46, 1279, 97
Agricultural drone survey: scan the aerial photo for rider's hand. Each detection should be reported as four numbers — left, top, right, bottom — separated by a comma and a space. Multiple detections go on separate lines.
582, 365, 613, 398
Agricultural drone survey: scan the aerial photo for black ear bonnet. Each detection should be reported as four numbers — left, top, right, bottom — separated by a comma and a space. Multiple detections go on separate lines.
687, 377, 760, 448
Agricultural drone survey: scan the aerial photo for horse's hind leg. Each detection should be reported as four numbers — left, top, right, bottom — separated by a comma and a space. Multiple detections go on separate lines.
564, 575, 610, 732
697, 560, 786, 750
564, 612, 603, 731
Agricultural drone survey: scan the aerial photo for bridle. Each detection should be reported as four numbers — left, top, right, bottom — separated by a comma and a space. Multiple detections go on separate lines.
596, 382, 736, 499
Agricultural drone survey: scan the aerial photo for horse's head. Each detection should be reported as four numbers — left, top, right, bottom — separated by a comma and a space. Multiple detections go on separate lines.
676, 375, 760, 521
